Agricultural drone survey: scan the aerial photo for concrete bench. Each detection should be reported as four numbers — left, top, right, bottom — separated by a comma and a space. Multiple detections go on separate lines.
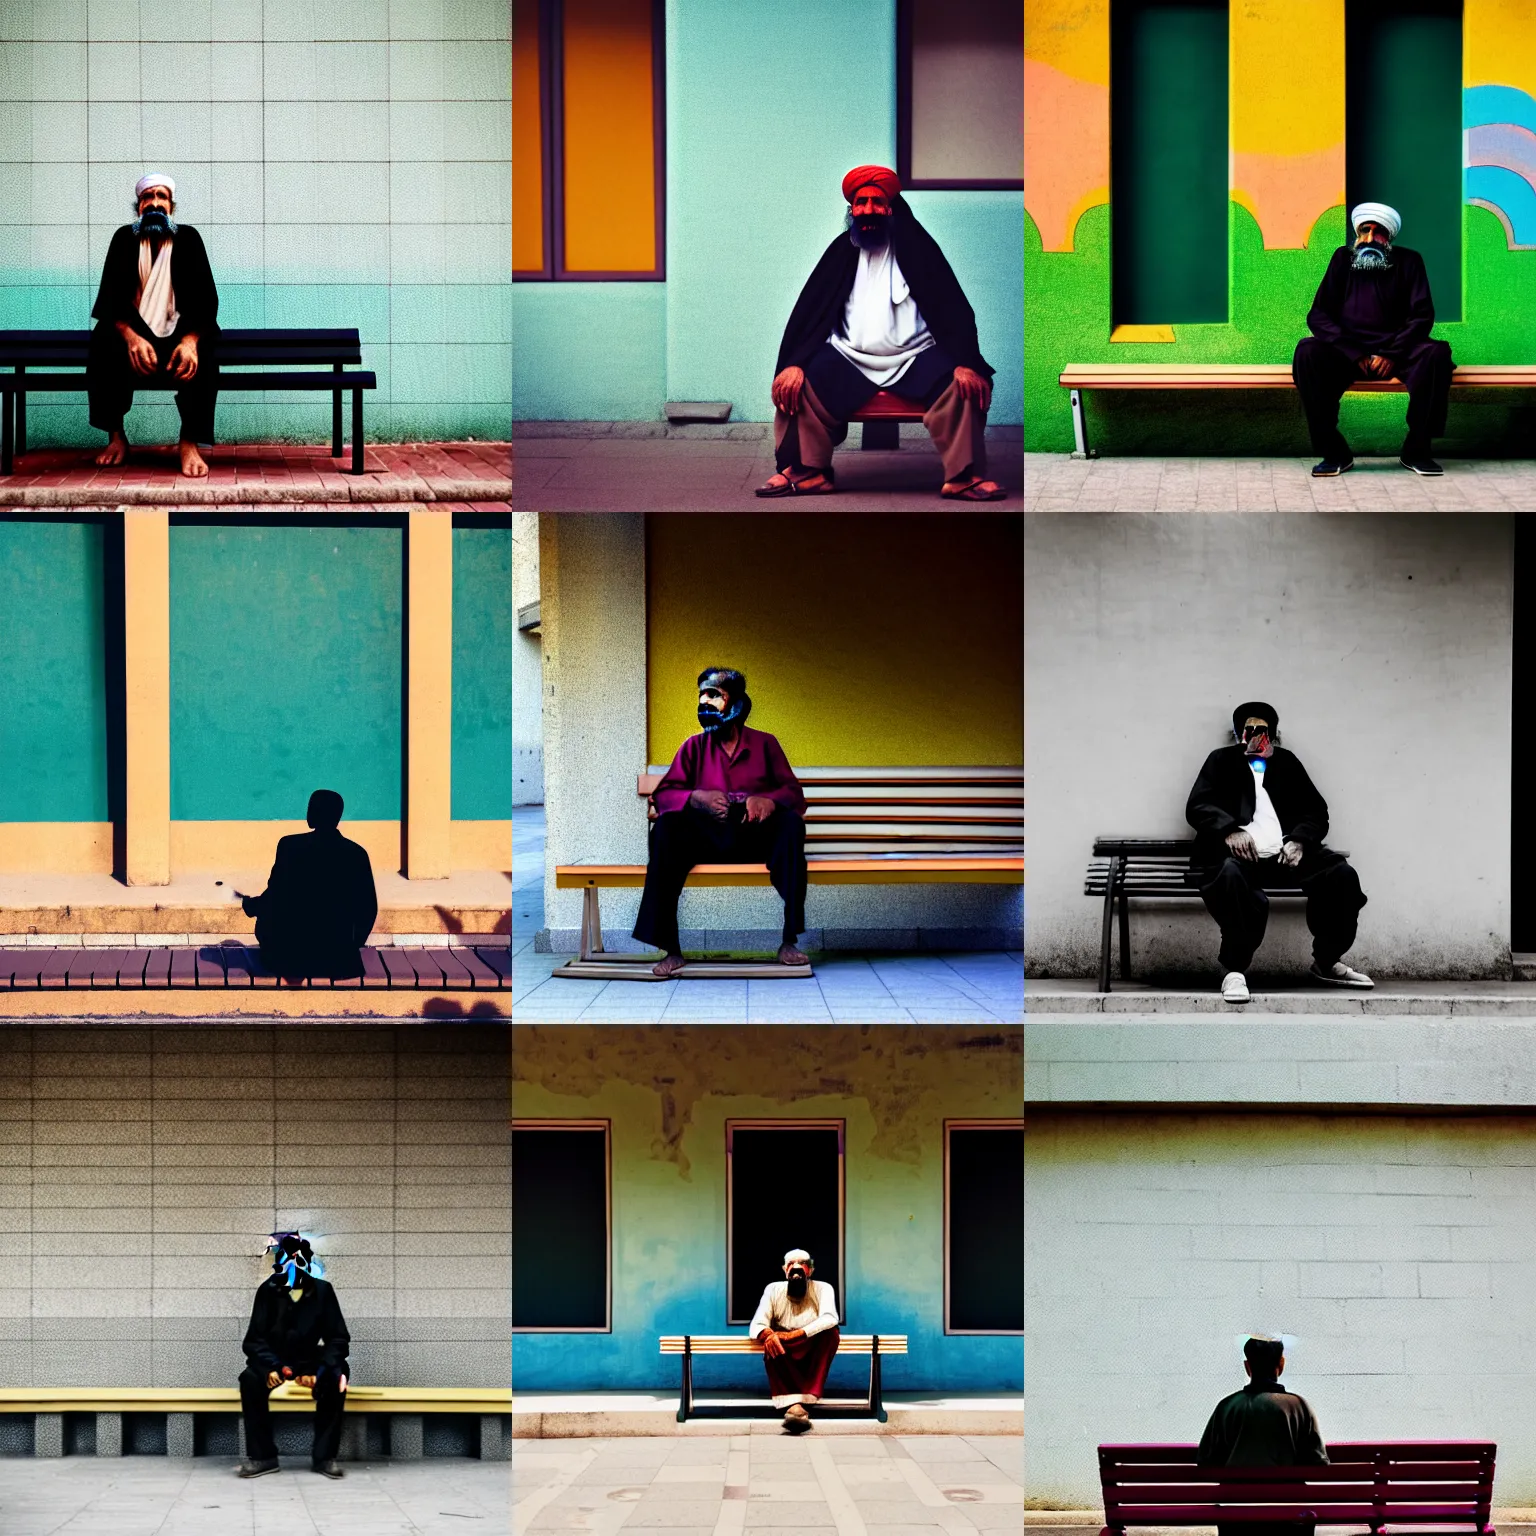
0, 1384, 513, 1461
659, 1334, 908, 1424
1058, 361, 1536, 457
1098, 1440, 1497, 1536
553, 766, 1024, 979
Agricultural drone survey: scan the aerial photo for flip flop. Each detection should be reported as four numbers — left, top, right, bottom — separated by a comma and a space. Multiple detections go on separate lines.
941, 479, 1007, 501
755, 471, 836, 497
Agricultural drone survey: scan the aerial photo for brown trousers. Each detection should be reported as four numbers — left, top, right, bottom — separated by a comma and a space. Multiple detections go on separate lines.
772, 379, 988, 482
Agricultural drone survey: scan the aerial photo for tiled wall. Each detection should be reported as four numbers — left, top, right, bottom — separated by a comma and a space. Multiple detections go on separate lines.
0, 0, 511, 447
0, 1025, 510, 1389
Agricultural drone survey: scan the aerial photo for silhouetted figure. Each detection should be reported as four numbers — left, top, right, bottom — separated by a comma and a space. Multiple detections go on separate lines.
239, 790, 378, 980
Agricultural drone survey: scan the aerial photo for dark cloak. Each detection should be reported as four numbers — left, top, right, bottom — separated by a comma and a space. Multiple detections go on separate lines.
242, 1275, 351, 1375
1185, 745, 1331, 865
91, 224, 220, 338
241, 827, 379, 978
774, 198, 993, 379
1305, 244, 1434, 361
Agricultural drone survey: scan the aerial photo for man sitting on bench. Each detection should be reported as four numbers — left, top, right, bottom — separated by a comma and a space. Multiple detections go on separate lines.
757, 163, 1004, 501
1292, 201, 1453, 479
1187, 702, 1371, 1005
633, 668, 810, 978
749, 1249, 840, 1434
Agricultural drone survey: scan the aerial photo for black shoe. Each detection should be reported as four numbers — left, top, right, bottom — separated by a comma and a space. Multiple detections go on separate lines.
1399, 453, 1444, 475
1311, 456, 1354, 477
313, 1459, 345, 1478
237, 1457, 280, 1478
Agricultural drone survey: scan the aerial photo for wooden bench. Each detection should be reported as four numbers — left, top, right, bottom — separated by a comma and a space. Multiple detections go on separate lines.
660, 1334, 907, 1424
0, 1384, 513, 1460
553, 766, 1024, 979
0, 327, 378, 475
852, 389, 926, 450
1059, 362, 1536, 458
1098, 1440, 1497, 1536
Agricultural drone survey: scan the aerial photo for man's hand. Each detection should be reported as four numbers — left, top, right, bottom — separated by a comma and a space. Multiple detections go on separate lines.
1358, 354, 1394, 380
1279, 840, 1304, 868
772, 366, 806, 414
266, 1370, 282, 1389
117, 322, 158, 376
743, 794, 776, 824
168, 333, 198, 381
953, 365, 992, 410
297, 1374, 317, 1389
760, 1329, 786, 1359
1225, 829, 1258, 862
689, 789, 730, 820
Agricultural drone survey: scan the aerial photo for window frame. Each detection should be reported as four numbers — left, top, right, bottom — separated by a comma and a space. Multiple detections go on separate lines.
724, 1118, 847, 1328
515, 0, 668, 282
896, 0, 1024, 192
511, 1117, 613, 1334
943, 1117, 1024, 1337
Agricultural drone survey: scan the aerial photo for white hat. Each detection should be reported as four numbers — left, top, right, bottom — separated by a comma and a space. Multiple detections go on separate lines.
1350, 201, 1400, 240
783, 1248, 812, 1265
135, 172, 175, 199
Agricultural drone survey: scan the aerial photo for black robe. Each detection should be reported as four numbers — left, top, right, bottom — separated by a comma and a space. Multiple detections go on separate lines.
1305, 245, 1433, 362
774, 199, 993, 380
1185, 745, 1330, 866
91, 224, 220, 338
1197, 1380, 1328, 1466
242, 1276, 351, 1375
241, 827, 379, 978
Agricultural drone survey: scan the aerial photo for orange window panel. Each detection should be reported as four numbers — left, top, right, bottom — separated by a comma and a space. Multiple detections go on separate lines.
562, 0, 658, 274
512, 1, 546, 273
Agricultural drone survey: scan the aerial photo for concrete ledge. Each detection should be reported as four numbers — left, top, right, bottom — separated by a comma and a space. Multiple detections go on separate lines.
1028, 982, 1536, 1016
0, 991, 507, 1019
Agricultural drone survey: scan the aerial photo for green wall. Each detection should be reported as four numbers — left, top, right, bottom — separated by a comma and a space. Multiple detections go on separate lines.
169, 522, 403, 820
451, 520, 512, 821
0, 519, 109, 821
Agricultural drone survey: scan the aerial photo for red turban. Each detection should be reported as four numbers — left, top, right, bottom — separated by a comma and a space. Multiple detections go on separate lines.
842, 164, 901, 204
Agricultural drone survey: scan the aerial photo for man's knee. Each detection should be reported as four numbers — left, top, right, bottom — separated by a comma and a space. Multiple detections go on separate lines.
1292, 337, 1325, 374
238, 1366, 269, 1392
648, 811, 690, 855
773, 811, 806, 848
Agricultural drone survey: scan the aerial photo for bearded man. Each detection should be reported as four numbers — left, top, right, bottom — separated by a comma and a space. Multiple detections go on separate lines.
87, 172, 219, 477
632, 667, 809, 978
749, 1249, 841, 1434
757, 164, 1004, 501
1292, 202, 1453, 478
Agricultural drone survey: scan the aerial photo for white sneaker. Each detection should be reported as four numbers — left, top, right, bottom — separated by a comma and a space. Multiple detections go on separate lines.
1309, 960, 1373, 989
1220, 971, 1250, 1004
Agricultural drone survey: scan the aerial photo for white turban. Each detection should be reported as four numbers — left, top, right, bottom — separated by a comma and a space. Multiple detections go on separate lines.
135, 172, 175, 199
783, 1249, 811, 1265
1350, 202, 1400, 240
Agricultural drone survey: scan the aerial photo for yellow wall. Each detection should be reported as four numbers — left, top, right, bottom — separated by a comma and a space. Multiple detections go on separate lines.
512, 0, 545, 271
1025, 0, 1109, 253
646, 514, 1022, 767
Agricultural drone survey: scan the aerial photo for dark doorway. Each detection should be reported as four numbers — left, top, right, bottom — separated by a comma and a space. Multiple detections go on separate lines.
947, 1125, 1024, 1332
512, 1125, 609, 1330
1515, 519, 1536, 953
728, 1125, 843, 1325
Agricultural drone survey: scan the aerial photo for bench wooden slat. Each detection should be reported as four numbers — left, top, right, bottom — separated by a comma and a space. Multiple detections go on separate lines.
0, 371, 376, 392
0, 1385, 511, 1415
472, 944, 511, 983
660, 1335, 907, 1353
558, 858, 1024, 889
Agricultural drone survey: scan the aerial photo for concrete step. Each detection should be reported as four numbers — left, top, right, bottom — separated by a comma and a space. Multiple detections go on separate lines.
1028, 980, 1536, 1016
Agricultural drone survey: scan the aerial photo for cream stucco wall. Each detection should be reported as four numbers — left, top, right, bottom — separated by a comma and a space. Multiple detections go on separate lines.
513, 511, 542, 807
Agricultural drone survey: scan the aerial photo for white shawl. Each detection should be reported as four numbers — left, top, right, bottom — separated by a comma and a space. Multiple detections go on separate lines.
136, 237, 180, 338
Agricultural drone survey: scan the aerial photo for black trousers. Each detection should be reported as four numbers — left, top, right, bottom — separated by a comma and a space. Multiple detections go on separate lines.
1196, 848, 1366, 973
87, 320, 219, 441
239, 1363, 347, 1465
1291, 335, 1453, 458
632, 803, 808, 953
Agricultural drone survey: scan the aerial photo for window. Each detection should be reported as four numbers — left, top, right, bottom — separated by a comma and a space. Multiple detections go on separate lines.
726, 1122, 845, 1327
945, 1121, 1023, 1334
898, 0, 1023, 190
512, 1121, 611, 1331
512, 0, 665, 280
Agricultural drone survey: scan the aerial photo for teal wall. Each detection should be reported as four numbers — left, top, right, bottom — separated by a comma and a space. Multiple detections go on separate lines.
169, 523, 403, 820
511, 284, 666, 421
451, 520, 512, 821
0, 518, 108, 821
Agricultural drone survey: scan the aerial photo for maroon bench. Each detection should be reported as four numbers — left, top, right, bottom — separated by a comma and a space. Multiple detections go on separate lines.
1099, 1442, 1497, 1536
852, 389, 925, 449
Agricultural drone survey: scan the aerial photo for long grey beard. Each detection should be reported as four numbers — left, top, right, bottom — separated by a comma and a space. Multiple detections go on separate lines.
1351, 242, 1392, 271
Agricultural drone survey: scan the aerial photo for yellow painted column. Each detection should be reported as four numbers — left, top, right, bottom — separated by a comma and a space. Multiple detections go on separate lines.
406, 506, 453, 879
123, 508, 170, 885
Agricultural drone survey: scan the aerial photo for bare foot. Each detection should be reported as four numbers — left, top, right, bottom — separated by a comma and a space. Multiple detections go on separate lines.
179, 439, 209, 478
95, 432, 129, 467
778, 943, 808, 966
652, 952, 688, 979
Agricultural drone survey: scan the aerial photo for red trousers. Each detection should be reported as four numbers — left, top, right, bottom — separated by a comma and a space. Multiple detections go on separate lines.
764, 1326, 839, 1407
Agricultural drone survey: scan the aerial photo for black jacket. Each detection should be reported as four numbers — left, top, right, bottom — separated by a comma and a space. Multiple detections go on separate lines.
1186, 745, 1330, 864
1305, 245, 1433, 361
242, 1275, 350, 1374
775, 199, 993, 378
242, 828, 378, 977
1197, 1380, 1329, 1466
91, 224, 220, 338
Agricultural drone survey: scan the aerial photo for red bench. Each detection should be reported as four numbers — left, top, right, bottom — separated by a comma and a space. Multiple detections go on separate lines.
852, 390, 926, 449
1099, 1442, 1497, 1536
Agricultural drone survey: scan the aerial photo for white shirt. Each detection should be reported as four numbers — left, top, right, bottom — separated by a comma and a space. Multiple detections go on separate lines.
826, 244, 935, 386
1242, 758, 1285, 857
748, 1278, 839, 1340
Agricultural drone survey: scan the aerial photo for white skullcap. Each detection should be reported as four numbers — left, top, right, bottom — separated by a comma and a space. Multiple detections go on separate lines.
135, 172, 175, 199
783, 1249, 812, 1265
1350, 202, 1400, 239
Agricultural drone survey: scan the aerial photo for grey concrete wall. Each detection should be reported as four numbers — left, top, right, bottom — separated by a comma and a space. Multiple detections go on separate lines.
0, 1025, 509, 1389
512, 511, 542, 807
1024, 514, 1514, 979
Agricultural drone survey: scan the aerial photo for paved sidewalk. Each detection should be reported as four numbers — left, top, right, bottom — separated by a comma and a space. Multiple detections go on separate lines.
0, 1457, 509, 1536
1028, 978, 1536, 1015
1023, 452, 1536, 511
513, 1434, 1021, 1535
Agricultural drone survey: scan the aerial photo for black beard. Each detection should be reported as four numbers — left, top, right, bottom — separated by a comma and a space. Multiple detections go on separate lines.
787, 1273, 809, 1298
847, 211, 890, 250
1350, 241, 1391, 271
133, 210, 176, 239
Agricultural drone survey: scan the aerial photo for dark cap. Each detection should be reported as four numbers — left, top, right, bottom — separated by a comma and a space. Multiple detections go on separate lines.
1232, 701, 1279, 735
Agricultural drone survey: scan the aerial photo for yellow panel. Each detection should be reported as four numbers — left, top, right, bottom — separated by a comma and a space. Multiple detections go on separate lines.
513, 1, 545, 272
1109, 324, 1175, 343
646, 515, 1022, 768
406, 509, 453, 879
124, 508, 170, 886
0, 823, 113, 874
562, 0, 657, 273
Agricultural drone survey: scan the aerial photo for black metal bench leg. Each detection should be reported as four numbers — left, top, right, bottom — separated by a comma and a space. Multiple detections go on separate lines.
677, 1339, 691, 1424
1097, 856, 1121, 993
1, 388, 13, 476
351, 387, 363, 474
1118, 886, 1132, 981
870, 1336, 886, 1422
331, 388, 342, 458
15, 366, 25, 459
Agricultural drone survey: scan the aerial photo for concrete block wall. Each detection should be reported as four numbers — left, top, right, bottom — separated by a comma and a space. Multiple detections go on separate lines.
0, 1025, 509, 1391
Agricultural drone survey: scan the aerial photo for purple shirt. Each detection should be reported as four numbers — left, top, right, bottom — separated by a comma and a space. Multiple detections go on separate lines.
652, 727, 808, 818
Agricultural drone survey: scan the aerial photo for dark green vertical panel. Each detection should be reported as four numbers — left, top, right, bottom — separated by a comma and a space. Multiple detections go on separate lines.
451, 521, 512, 821
0, 519, 108, 821
1111, 0, 1229, 324
169, 524, 403, 820
1346, 1, 1462, 323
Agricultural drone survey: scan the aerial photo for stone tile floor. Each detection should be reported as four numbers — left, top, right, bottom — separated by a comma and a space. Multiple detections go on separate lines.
0, 1457, 509, 1536
514, 1434, 1022, 1535
1022, 452, 1536, 511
